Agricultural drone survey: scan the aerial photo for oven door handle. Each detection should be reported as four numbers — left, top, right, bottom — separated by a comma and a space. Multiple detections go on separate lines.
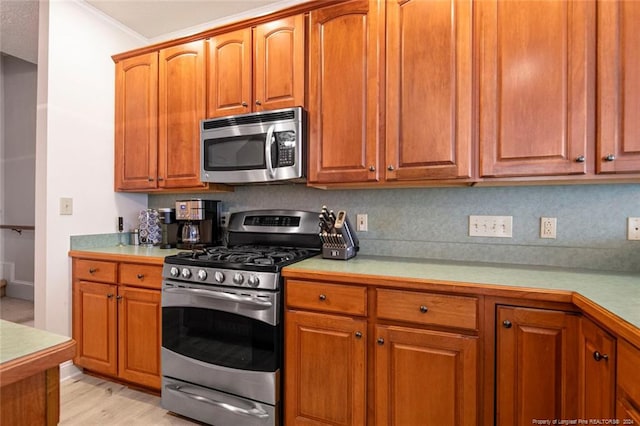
163, 287, 273, 308
165, 384, 270, 419
265, 124, 276, 178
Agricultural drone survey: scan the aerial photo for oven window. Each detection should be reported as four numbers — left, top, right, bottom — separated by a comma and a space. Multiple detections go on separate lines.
204, 135, 266, 171
163, 307, 281, 372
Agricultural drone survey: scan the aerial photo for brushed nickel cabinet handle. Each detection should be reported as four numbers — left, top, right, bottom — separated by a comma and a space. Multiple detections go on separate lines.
319, 294, 326, 301
575, 155, 585, 163
89, 268, 97, 274
387, 165, 395, 171
369, 166, 376, 172
604, 154, 615, 162
107, 293, 114, 299
255, 100, 262, 106
355, 331, 362, 339
593, 351, 609, 362
377, 338, 385, 345
242, 102, 248, 107
502, 320, 512, 329
116, 295, 123, 300
419, 305, 428, 313
137, 274, 144, 279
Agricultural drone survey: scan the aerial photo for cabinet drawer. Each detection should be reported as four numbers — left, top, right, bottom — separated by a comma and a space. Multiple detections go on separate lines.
74, 259, 117, 283
120, 263, 162, 289
286, 280, 367, 316
376, 289, 477, 330
618, 339, 640, 406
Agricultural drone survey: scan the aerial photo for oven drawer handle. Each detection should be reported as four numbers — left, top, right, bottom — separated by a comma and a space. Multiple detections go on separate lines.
165, 384, 270, 419
164, 287, 273, 307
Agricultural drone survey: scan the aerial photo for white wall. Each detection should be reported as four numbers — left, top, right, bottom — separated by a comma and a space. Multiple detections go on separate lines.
35, 0, 148, 335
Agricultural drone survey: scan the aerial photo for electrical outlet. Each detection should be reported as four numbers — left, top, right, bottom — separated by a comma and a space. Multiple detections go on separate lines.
540, 217, 557, 239
356, 214, 368, 232
469, 215, 513, 238
628, 217, 640, 240
220, 211, 230, 228
60, 197, 73, 215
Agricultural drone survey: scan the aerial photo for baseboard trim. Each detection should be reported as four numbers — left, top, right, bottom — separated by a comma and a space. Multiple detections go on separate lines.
60, 361, 82, 382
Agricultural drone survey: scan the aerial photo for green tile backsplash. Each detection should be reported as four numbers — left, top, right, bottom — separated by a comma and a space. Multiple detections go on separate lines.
149, 183, 640, 272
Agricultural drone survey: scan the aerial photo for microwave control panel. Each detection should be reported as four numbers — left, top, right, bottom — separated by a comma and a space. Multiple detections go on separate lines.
275, 131, 296, 167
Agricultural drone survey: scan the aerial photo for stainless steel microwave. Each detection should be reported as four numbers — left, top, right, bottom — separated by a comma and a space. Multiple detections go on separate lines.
200, 107, 306, 184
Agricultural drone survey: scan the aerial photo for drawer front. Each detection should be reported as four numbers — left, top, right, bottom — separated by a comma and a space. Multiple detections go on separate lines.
120, 263, 162, 289
74, 259, 117, 283
376, 288, 478, 330
286, 280, 367, 316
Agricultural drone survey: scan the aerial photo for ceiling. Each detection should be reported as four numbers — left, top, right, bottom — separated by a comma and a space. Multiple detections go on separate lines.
0, 0, 299, 65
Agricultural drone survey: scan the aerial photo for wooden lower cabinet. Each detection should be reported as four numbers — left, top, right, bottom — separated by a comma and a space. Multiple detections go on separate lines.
616, 339, 640, 423
72, 258, 162, 390
496, 306, 580, 425
375, 325, 478, 425
578, 317, 616, 419
284, 310, 367, 425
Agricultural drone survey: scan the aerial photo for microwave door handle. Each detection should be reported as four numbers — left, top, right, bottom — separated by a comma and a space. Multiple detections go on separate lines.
265, 125, 276, 178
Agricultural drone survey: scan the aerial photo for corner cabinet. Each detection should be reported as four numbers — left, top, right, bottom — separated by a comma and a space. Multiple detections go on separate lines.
495, 306, 580, 424
72, 257, 162, 390
114, 41, 213, 192
207, 15, 305, 118
478, 0, 595, 178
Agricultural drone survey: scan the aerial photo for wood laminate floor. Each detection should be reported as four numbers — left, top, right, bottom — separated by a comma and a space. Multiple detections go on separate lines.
60, 374, 202, 425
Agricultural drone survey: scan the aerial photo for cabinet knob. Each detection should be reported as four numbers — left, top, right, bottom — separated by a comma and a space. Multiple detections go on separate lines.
369, 166, 376, 172
148, 177, 154, 182
419, 305, 428, 313
319, 294, 326, 301
355, 331, 363, 339
255, 100, 262, 106
377, 338, 385, 345
593, 351, 609, 362
575, 155, 585, 163
387, 165, 395, 171
136, 274, 144, 279
604, 154, 616, 162
88, 268, 97, 274
502, 320, 512, 329
241, 102, 248, 107
116, 295, 123, 300
107, 293, 114, 299
157, 177, 164, 181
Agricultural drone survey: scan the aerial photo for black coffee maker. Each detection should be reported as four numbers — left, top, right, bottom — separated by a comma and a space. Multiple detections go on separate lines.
158, 208, 179, 249
175, 199, 222, 249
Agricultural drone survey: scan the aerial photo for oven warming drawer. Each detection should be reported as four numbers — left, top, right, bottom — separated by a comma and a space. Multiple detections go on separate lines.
162, 377, 278, 426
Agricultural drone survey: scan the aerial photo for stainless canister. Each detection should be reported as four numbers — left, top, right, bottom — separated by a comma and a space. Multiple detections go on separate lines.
130, 229, 140, 245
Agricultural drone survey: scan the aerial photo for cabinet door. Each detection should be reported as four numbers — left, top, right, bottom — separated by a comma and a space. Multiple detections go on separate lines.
114, 52, 158, 191
375, 325, 478, 426
285, 310, 366, 425
73, 281, 117, 376
386, 0, 473, 181
616, 339, 640, 422
578, 317, 616, 419
117, 286, 161, 389
158, 40, 206, 189
308, 0, 383, 184
496, 306, 580, 425
597, 0, 640, 173
208, 28, 252, 118
254, 15, 305, 112
478, 0, 595, 177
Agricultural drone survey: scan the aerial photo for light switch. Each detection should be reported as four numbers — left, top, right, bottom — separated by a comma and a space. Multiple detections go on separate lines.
60, 197, 73, 215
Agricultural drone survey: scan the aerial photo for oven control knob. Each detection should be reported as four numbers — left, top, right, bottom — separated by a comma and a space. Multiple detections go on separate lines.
214, 271, 225, 283
233, 273, 244, 285
170, 267, 180, 277
181, 268, 191, 278
248, 275, 260, 287
197, 270, 207, 281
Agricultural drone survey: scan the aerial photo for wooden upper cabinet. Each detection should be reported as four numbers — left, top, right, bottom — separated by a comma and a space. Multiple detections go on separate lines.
254, 14, 305, 112
114, 52, 158, 191
207, 15, 305, 118
208, 28, 252, 118
158, 40, 206, 189
478, 0, 595, 178
386, 0, 473, 181
597, 0, 640, 174
308, 0, 383, 184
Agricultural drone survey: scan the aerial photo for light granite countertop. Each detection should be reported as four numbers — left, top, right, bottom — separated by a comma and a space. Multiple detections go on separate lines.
283, 255, 640, 331
69, 245, 184, 264
0, 320, 73, 364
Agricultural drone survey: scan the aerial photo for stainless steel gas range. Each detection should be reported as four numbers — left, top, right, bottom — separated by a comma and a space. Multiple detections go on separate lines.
160, 210, 321, 426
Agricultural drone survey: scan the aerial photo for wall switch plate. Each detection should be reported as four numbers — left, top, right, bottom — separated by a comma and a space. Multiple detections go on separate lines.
628, 217, 640, 240
60, 197, 73, 215
469, 215, 512, 238
220, 212, 230, 228
356, 214, 368, 232
540, 217, 557, 239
